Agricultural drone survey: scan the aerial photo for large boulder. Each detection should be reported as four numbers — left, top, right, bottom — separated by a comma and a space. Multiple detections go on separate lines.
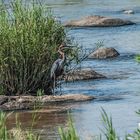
65, 68, 106, 81
64, 15, 134, 27
88, 47, 120, 59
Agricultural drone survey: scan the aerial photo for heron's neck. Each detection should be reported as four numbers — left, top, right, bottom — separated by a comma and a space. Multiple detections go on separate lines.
58, 50, 65, 61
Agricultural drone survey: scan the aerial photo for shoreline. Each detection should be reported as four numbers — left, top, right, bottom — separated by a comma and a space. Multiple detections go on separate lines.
0, 94, 95, 112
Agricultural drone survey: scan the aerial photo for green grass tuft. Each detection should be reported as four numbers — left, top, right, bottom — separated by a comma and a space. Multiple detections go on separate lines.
135, 55, 140, 63
101, 108, 119, 140
59, 113, 80, 140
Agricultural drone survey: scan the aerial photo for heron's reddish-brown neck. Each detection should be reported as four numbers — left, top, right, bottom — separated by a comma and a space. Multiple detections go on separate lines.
58, 45, 65, 61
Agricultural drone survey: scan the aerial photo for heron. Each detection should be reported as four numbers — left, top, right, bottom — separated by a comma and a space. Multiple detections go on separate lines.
50, 43, 67, 94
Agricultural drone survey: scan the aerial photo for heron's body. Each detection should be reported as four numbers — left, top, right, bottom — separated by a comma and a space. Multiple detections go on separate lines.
50, 58, 64, 79
50, 44, 66, 94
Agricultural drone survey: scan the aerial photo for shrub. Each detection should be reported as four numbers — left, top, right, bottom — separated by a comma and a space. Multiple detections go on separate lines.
0, 0, 78, 95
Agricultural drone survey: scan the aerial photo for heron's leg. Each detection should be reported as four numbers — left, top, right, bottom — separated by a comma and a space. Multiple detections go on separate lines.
53, 74, 56, 95
58, 77, 63, 96
59, 82, 62, 95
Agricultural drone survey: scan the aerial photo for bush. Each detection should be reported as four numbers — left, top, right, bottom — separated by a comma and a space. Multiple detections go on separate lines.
0, 0, 78, 95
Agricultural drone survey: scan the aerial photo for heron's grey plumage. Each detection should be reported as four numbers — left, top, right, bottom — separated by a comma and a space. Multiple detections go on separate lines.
50, 58, 64, 79
50, 44, 66, 94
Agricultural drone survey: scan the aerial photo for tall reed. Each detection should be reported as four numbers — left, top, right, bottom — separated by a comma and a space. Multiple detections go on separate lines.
101, 108, 119, 140
0, 0, 78, 95
59, 114, 80, 140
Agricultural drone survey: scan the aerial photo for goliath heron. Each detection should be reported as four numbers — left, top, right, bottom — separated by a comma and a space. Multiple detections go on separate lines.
50, 43, 67, 94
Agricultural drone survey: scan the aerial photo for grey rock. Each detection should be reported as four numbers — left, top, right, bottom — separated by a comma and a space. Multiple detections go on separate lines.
65, 68, 106, 81
64, 15, 134, 27
88, 47, 120, 59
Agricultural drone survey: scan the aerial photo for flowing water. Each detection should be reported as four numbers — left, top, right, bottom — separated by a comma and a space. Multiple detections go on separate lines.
6, 0, 140, 139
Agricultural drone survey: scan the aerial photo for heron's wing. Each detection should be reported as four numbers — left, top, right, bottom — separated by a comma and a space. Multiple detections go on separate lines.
50, 63, 57, 78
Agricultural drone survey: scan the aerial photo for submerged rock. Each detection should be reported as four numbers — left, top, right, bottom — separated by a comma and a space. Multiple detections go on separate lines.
64, 15, 134, 27
65, 68, 106, 81
88, 47, 120, 59
123, 10, 134, 14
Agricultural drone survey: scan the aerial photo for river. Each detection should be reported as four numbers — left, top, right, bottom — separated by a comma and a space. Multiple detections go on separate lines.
6, 0, 140, 139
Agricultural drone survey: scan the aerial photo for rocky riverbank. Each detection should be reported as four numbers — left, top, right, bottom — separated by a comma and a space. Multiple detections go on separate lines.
0, 94, 95, 111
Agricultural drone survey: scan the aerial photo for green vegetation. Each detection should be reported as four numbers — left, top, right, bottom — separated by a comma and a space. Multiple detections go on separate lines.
59, 109, 140, 140
59, 114, 80, 140
136, 55, 140, 62
0, 109, 140, 140
0, 0, 79, 95
0, 111, 40, 140
125, 110, 140, 140
0, 112, 9, 140
101, 108, 118, 140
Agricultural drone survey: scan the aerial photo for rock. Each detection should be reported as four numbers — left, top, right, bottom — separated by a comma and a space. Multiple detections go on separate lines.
42, 94, 95, 103
9, 128, 27, 140
64, 15, 134, 27
0, 96, 8, 105
9, 128, 38, 140
88, 47, 120, 59
65, 68, 105, 81
0, 94, 95, 111
123, 10, 134, 14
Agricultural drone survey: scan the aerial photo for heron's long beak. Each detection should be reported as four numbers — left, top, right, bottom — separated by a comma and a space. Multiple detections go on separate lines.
65, 45, 76, 47
60, 46, 73, 50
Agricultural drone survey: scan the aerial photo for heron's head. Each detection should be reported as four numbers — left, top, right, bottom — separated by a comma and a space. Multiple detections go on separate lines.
58, 43, 75, 60
59, 42, 74, 51
58, 42, 66, 50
